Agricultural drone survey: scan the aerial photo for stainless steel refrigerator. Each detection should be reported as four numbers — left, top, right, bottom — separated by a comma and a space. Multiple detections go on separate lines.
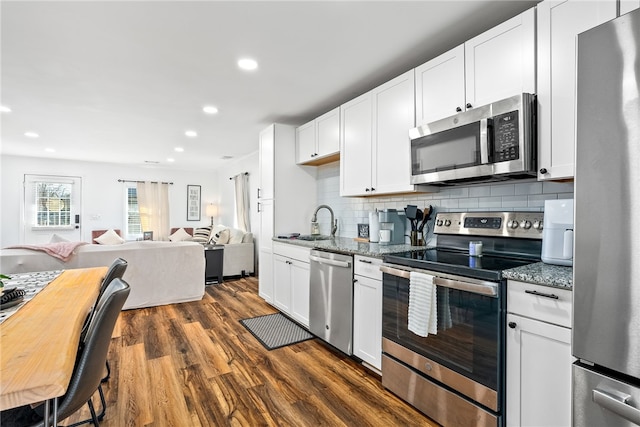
573, 7, 640, 426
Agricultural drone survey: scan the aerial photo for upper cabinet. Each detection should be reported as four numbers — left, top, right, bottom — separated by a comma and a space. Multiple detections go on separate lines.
537, 0, 617, 180
415, 8, 535, 126
341, 70, 426, 197
620, 0, 640, 15
296, 107, 340, 165
415, 45, 466, 125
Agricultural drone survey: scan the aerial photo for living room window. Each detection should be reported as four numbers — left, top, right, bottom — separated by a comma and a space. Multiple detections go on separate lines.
126, 186, 142, 239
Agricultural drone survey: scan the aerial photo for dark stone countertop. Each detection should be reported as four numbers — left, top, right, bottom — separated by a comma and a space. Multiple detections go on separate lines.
503, 262, 573, 289
272, 236, 425, 258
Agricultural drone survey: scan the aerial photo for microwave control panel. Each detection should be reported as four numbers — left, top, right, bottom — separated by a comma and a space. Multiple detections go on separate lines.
492, 110, 519, 162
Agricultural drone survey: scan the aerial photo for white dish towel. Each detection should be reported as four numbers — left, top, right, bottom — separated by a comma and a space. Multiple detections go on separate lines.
408, 271, 437, 337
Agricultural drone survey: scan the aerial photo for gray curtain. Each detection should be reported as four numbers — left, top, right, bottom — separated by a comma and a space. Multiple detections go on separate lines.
233, 173, 250, 232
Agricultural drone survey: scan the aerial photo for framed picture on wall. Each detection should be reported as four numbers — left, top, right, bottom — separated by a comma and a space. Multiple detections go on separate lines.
187, 185, 201, 221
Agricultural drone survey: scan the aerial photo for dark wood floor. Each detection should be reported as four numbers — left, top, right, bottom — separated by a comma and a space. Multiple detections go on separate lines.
65, 277, 438, 426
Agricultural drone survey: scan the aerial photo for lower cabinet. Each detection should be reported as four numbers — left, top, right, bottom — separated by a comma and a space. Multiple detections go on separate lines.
353, 255, 383, 370
272, 243, 311, 328
506, 280, 573, 427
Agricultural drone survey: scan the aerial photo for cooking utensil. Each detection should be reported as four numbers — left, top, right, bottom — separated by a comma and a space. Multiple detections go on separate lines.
418, 205, 433, 232
405, 205, 418, 231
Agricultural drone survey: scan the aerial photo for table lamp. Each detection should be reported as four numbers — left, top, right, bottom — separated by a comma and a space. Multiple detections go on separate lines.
205, 203, 217, 226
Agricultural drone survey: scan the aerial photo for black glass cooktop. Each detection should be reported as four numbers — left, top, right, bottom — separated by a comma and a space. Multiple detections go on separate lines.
384, 248, 538, 282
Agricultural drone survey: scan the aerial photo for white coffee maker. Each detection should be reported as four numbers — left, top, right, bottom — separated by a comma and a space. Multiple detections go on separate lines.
541, 199, 574, 266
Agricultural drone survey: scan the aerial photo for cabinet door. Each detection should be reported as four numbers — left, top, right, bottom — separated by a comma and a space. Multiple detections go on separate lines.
315, 107, 340, 159
353, 275, 382, 370
372, 70, 416, 195
295, 120, 316, 164
465, 7, 536, 109
258, 198, 273, 251
506, 313, 572, 427
273, 254, 291, 313
258, 125, 275, 199
620, 0, 640, 14
258, 249, 274, 303
415, 44, 466, 125
340, 92, 373, 196
290, 260, 310, 328
537, 0, 616, 180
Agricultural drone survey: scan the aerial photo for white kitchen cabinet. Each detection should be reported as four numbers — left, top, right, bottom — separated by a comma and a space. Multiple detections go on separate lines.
465, 7, 536, 109
273, 243, 311, 327
296, 107, 340, 165
537, 0, 616, 180
340, 92, 373, 196
414, 8, 535, 125
620, 0, 640, 14
506, 280, 573, 427
415, 44, 466, 126
341, 70, 425, 197
257, 124, 316, 305
258, 198, 274, 302
353, 255, 383, 371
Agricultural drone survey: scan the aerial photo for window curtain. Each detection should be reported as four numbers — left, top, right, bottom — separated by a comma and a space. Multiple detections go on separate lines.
136, 181, 170, 240
233, 173, 251, 232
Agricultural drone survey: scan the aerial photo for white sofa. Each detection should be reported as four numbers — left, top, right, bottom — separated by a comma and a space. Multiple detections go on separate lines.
0, 241, 205, 310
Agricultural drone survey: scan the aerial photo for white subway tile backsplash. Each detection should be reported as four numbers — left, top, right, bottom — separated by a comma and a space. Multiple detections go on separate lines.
490, 183, 515, 196
543, 181, 574, 194
316, 162, 573, 238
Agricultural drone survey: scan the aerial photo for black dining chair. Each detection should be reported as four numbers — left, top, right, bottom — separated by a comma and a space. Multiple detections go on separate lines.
80, 257, 127, 387
0, 278, 130, 427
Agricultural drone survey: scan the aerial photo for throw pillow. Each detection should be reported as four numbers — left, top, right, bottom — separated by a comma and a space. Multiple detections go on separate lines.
241, 232, 254, 243
227, 228, 245, 244
95, 229, 125, 245
209, 225, 230, 244
191, 226, 211, 243
169, 228, 191, 242
50, 234, 70, 243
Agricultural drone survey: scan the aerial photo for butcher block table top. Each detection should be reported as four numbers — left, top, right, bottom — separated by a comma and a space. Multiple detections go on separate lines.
0, 266, 106, 410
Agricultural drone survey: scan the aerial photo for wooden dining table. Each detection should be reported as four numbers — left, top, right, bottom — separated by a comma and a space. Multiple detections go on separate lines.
0, 266, 107, 425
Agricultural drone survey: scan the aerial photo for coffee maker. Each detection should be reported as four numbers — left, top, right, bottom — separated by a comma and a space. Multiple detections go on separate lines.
378, 209, 405, 245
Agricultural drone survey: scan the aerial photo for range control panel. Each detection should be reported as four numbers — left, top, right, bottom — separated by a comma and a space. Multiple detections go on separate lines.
434, 211, 544, 239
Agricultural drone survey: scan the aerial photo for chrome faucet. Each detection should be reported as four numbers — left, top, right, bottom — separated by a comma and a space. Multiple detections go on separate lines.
311, 204, 338, 237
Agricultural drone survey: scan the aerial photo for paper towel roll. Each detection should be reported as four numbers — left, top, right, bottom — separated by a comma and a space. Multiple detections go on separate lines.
369, 211, 380, 243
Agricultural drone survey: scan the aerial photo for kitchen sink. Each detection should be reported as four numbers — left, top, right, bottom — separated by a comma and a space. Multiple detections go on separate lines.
296, 235, 333, 241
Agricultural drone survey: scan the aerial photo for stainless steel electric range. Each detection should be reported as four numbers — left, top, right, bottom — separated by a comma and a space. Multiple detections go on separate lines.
381, 211, 543, 427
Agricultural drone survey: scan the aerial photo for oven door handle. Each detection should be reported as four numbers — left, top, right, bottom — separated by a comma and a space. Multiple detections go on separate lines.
380, 264, 498, 297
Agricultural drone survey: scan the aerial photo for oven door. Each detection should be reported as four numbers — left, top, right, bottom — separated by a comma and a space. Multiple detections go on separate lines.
381, 264, 504, 411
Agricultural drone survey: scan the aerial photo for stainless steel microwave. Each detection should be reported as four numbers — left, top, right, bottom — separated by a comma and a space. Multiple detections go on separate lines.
409, 93, 536, 185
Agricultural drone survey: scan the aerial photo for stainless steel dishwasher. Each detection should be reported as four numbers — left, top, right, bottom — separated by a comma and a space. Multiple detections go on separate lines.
309, 249, 354, 355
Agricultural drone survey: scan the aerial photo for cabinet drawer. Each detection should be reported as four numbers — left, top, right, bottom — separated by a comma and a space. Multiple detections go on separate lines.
507, 280, 572, 328
273, 242, 311, 263
354, 255, 383, 280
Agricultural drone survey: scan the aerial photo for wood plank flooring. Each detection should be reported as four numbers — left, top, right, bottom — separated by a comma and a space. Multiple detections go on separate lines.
64, 277, 438, 426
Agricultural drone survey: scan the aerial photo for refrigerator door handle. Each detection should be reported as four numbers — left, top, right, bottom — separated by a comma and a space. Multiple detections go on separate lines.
593, 388, 640, 425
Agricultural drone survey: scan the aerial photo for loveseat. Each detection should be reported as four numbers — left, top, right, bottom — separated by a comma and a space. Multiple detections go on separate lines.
0, 241, 205, 310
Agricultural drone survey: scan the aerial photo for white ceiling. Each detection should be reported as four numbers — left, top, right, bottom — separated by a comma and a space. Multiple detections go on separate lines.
1, 0, 539, 170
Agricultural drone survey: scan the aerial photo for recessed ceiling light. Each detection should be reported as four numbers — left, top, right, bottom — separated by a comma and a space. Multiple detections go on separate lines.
238, 58, 258, 71
167, 158, 175, 163
44, 148, 55, 153
203, 106, 218, 114
185, 130, 197, 137
174, 147, 184, 152
24, 132, 39, 138
221, 155, 234, 160
0, 106, 11, 113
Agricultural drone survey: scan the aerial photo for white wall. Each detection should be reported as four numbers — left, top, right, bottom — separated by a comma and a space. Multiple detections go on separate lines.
214, 151, 259, 232
0, 155, 219, 246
